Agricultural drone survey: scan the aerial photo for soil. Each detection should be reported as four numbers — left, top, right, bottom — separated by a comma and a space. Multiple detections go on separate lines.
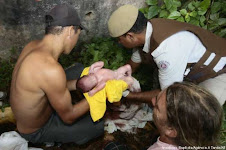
0, 121, 159, 150
0, 91, 159, 150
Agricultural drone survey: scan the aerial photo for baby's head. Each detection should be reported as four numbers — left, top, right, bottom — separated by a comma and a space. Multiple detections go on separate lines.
76, 74, 98, 93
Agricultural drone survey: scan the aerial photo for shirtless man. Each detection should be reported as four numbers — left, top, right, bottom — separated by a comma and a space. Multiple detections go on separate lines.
76, 61, 138, 96
10, 4, 103, 144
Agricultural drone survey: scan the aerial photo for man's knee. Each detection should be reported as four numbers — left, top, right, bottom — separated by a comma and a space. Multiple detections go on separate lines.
76, 120, 104, 145
65, 63, 84, 80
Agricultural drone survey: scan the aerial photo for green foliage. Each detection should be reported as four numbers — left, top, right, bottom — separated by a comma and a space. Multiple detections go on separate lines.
78, 37, 131, 70
0, 60, 14, 91
140, 0, 226, 38
0, 47, 17, 91
59, 52, 78, 69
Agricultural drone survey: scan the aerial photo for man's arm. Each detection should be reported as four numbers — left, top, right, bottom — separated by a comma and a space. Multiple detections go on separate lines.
42, 64, 89, 124
125, 89, 160, 107
67, 80, 77, 91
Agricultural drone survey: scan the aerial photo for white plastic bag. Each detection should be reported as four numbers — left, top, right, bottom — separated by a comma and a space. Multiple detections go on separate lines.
0, 131, 43, 150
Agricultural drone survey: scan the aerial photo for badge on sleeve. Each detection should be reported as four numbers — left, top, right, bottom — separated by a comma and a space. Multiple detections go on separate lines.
158, 60, 170, 70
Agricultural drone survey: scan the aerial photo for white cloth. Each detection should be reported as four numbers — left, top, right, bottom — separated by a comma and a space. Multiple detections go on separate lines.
0, 131, 43, 150
104, 103, 153, 134
199, 73, 226, 105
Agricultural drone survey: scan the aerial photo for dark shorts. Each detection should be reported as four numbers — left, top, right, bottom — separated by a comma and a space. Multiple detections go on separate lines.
20, 63, 104, 144
20, 112, 104, 144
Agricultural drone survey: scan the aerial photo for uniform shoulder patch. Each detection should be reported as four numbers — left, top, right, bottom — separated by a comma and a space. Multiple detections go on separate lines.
158, 60, 170, 70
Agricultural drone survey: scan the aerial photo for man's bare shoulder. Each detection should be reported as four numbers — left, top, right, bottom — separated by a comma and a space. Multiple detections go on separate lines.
15, 47, 65, 88
26, 51, 65, 78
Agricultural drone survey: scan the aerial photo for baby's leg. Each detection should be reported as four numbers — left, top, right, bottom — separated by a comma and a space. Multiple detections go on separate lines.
88, 81, 106, 96
123, 76, 134, 87
123, 76, 141, 92
116, 64, 132, 78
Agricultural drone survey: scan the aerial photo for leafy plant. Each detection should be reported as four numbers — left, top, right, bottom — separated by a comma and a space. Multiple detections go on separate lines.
140, 0, 226, 37
78, 37, 131, 70
0, 60, 14, 91
59, 52, 79, 69
0, 46, 18, 91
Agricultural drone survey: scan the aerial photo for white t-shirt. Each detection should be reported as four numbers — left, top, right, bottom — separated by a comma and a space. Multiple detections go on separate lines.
131, 23, 226, 90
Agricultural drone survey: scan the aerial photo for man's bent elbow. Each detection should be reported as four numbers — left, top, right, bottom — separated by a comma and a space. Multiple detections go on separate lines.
60, 114, 78, 125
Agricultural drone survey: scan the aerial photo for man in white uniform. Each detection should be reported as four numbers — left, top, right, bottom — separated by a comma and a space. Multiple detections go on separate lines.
107, 5, 226, 106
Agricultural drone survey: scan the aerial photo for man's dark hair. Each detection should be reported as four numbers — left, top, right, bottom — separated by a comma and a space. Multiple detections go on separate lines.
126, 11, 148, 34
45, 15, 80, 35
45, 25, 80, 35
166, 82, 223, 147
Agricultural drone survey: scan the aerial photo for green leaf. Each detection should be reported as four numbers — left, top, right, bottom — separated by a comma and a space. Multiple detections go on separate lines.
190, 11, 198, 17
199, 0, 211, 11
216, 28, 226, 37
192, 1, 200, 8
173, 0, 181, 7
200, 15, 206, 24
180, 9, 187, 16
185, 13, 191, 22
217, 18, 226, 26
164, 0, 173, 10
188, 2, 195, 11
210, 13, 219, 21
164, 0, 181, 12
189, 17, 200, 26
211, 2, 222, 14
148, 6, 160, 19
208, 22, 219, 31
139, 8, 149, 14
198, 9, 207, 15
168, 6, 177, 13
177, 16, 185, 22
159, 10, 169, 18
167, 11, 181, 19
146, 0, 158, 6
202, 25, 207, 29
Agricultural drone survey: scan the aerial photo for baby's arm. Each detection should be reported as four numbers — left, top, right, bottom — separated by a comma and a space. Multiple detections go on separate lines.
88, 81, 106, 96
89, 61, 104, 74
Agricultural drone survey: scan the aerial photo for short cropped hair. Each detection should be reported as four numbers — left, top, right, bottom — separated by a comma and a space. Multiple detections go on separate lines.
126, 11, 148, 34
45, 15, 80, 35
166, 82, 223, 147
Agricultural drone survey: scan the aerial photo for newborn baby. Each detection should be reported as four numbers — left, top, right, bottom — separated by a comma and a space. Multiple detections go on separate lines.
76, 61, 138, 96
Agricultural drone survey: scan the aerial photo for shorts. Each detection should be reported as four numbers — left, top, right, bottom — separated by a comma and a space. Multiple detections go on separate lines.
20, 112, 104, 144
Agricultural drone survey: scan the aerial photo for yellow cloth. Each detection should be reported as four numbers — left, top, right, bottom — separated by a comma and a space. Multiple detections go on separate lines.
81, 67, 128, 122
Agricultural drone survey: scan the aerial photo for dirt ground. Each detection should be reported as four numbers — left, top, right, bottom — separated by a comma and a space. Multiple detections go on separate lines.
0, 121, 159, 150
0, 91, 159, 150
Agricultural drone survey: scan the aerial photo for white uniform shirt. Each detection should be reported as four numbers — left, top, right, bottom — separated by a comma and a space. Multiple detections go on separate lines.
131, 22, 226, 90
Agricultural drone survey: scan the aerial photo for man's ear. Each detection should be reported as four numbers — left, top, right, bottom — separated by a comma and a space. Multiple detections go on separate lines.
126, 32, 135, 41
165, 127, 177, 138
67, 26, 74, 38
